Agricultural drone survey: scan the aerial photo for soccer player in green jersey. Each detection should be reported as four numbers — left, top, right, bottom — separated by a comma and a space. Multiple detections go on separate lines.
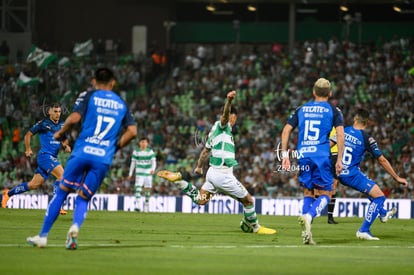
158, 90, 276, 234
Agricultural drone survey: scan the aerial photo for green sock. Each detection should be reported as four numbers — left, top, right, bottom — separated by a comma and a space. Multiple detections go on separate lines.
135, 186, 142, 209
243, 205, 259, 229
182, 182, 199, 204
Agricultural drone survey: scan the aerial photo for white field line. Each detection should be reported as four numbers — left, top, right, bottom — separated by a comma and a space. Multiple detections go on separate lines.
0, 243, 413, 249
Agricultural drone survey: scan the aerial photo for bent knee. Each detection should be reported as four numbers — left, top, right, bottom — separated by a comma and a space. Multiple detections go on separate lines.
197, 199, 209, 205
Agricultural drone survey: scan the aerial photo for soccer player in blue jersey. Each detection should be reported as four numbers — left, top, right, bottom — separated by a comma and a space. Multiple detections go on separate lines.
2, 103, 71, 215
334, 108, 408, 240
281, 78, 344, 245
27, 68, 137, 249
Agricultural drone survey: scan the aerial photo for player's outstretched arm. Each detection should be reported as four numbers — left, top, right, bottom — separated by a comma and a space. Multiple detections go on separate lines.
280, 124, 293, 170
334, 125, 344, 176
220, 90, 236, 127
377, 155, 408, 187
195, 147, 211, 175
24, 131, 33, 157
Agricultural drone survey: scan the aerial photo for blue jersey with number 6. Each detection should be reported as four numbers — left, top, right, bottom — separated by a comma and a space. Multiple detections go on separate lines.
71, 90, 135, 165
287, 101, 343, 158
340, 126, 382, 176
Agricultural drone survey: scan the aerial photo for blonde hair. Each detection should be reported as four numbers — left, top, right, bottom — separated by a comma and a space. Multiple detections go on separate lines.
313, 78, 331, 97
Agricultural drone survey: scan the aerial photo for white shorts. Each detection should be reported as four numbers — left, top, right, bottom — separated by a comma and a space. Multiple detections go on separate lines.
135, 175, 153, 189
201, 166, 248, 199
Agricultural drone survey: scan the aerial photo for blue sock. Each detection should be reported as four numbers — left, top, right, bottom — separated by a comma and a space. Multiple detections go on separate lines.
39, 187, 68, 237
73, 195, 89, 228
307, 195, 330, 219
302, 196, 315, 215
368, 196, 386, 217
360, 196, 385, 232
53, 181, 60, 196
8, 182, 29, 196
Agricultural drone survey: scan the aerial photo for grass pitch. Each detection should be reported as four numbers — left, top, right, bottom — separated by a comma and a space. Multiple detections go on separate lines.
0, 209, 413, 274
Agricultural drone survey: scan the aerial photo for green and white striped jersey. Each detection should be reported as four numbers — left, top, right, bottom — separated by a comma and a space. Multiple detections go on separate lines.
206, 121, 238, 168
129, 148, 156, 177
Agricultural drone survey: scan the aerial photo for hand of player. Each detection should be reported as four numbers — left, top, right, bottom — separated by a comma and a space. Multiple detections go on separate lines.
64, 145, 71, 153
282, 158, 290, 171
227, 90, 236, 100
335, 160, 343, 176
54, 131, 62, 140
194, 167, 203, 175
25, 149, 33, 158
396, 177, 408, 187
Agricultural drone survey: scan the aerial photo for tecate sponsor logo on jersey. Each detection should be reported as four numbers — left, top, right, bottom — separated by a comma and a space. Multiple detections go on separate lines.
94, 97, 124, 110
83, 146, 105, 156
302, 106, 329, 113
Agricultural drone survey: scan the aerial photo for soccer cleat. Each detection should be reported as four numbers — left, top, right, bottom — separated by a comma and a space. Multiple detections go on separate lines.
27, 235, 47, 248
356, 230, 380, 241
157, 170, 182, 182
298, 214, 313, 244
66, 224, 79, 250
60, 209, 68, 215
380, 207, 397, 223
328, 218, 338, 224
2, 188, 10, 208
256, 226, 277, 235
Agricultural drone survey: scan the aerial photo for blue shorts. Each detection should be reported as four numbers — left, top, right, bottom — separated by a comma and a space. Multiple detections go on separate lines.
338, 170, 376, 196
35, 152, 60, 180
61, 155, 110, 199
298, 156, 334, 191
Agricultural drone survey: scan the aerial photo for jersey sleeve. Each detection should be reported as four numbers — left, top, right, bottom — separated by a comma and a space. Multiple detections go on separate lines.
73, 90, 94, 117
286, 107, 299, 128
205, 121, 219, 149
332, 106, 344, 128
29, 120, 44, 135
121, 106, 136, 127
363, 131, 383, 159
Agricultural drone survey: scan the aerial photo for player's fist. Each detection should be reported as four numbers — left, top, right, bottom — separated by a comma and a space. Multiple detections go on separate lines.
25, 149, 33, 158
227, 90, 236, 99
194, 167, 203, 175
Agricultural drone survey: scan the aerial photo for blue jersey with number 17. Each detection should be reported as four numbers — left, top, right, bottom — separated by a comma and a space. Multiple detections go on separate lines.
71, 89, 135, 165
287, 100, 343, 158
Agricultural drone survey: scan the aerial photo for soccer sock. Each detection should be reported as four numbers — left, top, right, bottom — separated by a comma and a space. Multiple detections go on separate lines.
368, 195, 387, 218
8, 182, 29, 196
307, 195, 330, 219
135, 185, 142, 209
360, 196, 385, 232
302, 196, 315, 215
327, 196, 336, 219
179, 180, 200, 204
73, 195, 89, 228
39, 187, 68, 237
243, 205, 259, 229
53, 181, 60, 195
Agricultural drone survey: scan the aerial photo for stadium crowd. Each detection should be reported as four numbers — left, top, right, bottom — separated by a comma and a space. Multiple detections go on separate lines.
0, 35, 413, 200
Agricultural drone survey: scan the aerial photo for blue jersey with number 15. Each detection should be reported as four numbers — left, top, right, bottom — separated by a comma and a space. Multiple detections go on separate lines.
71, 89, 135, 165
287, 100, 343, 158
